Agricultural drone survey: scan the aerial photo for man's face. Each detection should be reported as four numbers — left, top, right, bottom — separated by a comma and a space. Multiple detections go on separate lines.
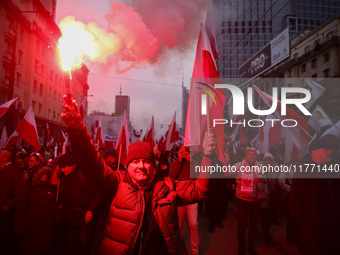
245, 151, 256, 164
127, 158, 156, 187
264, 157, 273, 166
311, 148, 333, 164
0, 150, 11, 165
104, 155, 117, 168
28, 156, 40, 169
15, 156, 24, 166
61, 164, 76, 176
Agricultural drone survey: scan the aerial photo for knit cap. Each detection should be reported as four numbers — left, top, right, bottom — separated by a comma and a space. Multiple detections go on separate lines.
127, 142, 154, 166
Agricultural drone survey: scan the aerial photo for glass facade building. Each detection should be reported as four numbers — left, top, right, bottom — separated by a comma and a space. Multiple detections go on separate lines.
213, 0, 340, 78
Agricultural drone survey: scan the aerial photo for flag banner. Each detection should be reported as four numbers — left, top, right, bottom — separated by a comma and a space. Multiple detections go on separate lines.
303, 78, 325, 109
165, 112, 179, 151
0, 126, 8, 149
115, 111, 130, 166
15, 107, 41, 151
308, 105, 333, 133
0, 97, 19, 118
186, 24, 226, 171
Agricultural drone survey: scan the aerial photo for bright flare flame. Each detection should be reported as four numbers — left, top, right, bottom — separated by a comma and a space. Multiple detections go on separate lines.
58, 16, 121, 71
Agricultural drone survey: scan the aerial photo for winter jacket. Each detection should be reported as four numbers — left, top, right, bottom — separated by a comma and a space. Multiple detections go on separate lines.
0, 164, 24, 209
68, 122, 211, 255
14, 182, 59, 255
289, 154, 340, 255
59, 168, 103, 227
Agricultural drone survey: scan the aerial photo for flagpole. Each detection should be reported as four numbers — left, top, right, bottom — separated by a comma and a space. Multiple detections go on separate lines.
117, 144, 122, 169
206, 96, 213, 151
2, 130, 17, 149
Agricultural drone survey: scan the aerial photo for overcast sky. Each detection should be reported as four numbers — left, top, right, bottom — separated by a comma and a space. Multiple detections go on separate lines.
56, 0, 208, 139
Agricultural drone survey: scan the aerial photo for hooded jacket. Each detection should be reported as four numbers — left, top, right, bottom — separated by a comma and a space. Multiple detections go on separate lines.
68, 123, 211, 255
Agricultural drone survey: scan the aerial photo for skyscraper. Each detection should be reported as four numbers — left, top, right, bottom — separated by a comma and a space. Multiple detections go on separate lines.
213, 0, 340, 78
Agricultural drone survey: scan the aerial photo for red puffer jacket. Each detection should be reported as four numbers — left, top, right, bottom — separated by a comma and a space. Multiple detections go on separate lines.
68, 123, 211, 255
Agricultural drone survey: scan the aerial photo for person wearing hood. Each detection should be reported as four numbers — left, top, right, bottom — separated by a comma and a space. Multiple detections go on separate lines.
289, 134, 340, 255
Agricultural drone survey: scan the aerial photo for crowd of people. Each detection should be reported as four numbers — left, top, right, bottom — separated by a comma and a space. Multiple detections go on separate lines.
1, 99, 340, 255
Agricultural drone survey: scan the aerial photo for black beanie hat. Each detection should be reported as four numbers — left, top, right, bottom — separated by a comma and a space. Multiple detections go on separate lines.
58, 154, 76, 168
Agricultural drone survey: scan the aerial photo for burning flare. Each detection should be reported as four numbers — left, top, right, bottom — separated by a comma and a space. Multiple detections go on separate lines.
57, 16, 120, 71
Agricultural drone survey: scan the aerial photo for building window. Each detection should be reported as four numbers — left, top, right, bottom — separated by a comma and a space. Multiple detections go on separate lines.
311, 58, 318, 68
48, 109, 51, 119
33, 80, 38, 94
18, 50, 23, 64
312, 73, 318, 79
39, 83, 44, 96
50, 70, 53, 80
41, 64, 44, 76
327, 31, 333, 41
294, 53, 298, 61
32, 100, 36, 111
301, 64, 306, 73
4, 41, 14, 61
323, 52, 330, 62
53, 111, 56, 120
19, 27, 25, 42
305, 46, 310, 54
287, 69, 292, 78
6, 16, 16, 36
49, 87, 52, 97
323, 69, 330, 78
35, 60, 39, 73
36, 39, 40, 53
16, 73, 21, 88
54, 90, 57, 100
38, 103, 42, 114
3, 67, 10, 86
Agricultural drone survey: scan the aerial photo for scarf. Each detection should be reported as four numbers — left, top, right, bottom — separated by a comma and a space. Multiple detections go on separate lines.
239, 159, 266, 200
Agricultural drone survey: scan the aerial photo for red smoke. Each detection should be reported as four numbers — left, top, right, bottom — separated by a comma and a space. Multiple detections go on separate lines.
58, 0, 208, 73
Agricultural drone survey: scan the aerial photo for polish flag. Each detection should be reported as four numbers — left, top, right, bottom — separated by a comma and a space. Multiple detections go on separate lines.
258, 115, 281, 154
0, 126, 8, 149
144, 116, 155, 147
15, 107, 41, 151
0, 97, 19, 118
253, 85, 310, 161
239, 127, 247, 146
165, 112, 179, 151
115, 111, 130, 166
46, 123, 52, 142
184, 23, 226, 162
95, 117, 105, 149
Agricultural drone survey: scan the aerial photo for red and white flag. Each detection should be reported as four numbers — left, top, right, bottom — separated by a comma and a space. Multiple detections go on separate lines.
144, 116, 155, 147
0, 97, 19, 118
303, 78, 325, 109
115, 111, 130, 166
184, 24, 226, 162
253, 85, 310, 161
46, 123, 52, 142
95, 117, 105, 149
257, 115, 281, 154
165, 112, 179, 151
0, 126, 8, 149
15, 107, 41, 151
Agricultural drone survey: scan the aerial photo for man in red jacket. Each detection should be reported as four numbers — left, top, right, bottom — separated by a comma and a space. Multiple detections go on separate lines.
61, 100, 215, 255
